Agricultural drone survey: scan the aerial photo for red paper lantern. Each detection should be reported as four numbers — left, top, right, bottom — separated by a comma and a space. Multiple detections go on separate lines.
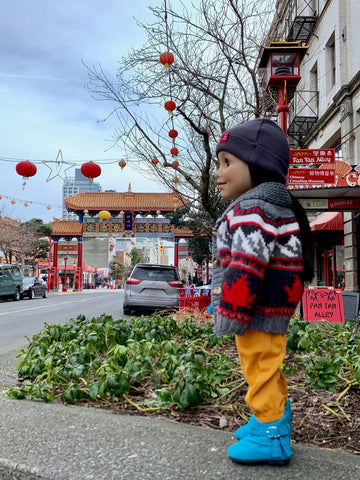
164, 100, 176, 113
170, 147, 179, 157
47, 205, 51, 210
151, 157, 159, 166
172, 177, 179, 184
24, 202, 29, 207
16, 161, 37, 189
11, 199, 16, 205
168, 129, 178, 139
172, 160, 179, 167
81, 161, 101, 188
160, 51, 174, 68
118, 159, 126, 170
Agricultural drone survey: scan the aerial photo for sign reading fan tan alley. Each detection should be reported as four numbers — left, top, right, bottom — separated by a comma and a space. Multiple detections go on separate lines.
302, 288, 345, 323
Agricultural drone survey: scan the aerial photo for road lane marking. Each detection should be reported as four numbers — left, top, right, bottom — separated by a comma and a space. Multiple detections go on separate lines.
0, 298, 89, 315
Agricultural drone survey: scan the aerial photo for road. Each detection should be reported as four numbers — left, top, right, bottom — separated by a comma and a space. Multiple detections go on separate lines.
0, 289, 125, 349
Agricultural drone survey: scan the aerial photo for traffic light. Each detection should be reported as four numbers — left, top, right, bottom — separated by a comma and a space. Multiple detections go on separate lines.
160, 244, 164, 253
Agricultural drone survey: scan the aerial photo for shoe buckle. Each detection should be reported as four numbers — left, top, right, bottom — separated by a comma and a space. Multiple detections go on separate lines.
266, 426, 280, 439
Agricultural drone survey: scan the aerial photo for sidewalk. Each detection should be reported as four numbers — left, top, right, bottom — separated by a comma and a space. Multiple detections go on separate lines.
1, 344, 360, 480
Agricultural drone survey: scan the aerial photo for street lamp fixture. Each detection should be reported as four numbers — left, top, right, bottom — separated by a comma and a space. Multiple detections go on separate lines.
259, 39, 309, 135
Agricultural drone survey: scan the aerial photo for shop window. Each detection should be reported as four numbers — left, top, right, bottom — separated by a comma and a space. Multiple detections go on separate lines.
335, 244, 345, 288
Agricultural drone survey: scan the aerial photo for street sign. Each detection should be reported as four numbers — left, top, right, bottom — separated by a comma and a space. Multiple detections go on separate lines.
288, 148, 336, 186
290, 149, 335, 165
288, 168, 335, 184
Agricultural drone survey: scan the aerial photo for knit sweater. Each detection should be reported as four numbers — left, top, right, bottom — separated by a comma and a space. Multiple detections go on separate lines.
211, 182, 304, 337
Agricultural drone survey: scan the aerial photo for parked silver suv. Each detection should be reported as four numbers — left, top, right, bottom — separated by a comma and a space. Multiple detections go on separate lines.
123, 263, 183, 315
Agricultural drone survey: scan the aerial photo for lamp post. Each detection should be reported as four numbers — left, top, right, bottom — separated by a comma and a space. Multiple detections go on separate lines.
63, 256, 68, 292
259, 40, 309, 136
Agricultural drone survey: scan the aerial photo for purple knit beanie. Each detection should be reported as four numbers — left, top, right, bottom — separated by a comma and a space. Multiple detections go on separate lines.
215, 118, 290, 183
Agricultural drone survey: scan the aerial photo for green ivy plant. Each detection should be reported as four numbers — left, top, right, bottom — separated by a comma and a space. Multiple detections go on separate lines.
5, 314, 239, 410
287, 317, 360, 392
5, 314, 360, 411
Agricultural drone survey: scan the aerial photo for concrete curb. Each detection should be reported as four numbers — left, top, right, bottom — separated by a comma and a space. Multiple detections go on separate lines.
1, 343, 360, 480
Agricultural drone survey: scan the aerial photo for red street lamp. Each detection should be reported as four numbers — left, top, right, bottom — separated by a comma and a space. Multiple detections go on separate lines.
63, 256, 68, 292
259, 40, 309, 136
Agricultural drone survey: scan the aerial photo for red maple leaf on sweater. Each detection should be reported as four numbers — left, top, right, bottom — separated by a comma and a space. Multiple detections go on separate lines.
222, 275, 257, 311
284, 276, 303, 305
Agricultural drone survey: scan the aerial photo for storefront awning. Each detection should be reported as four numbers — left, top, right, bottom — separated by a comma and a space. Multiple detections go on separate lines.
310, 212, 343, 232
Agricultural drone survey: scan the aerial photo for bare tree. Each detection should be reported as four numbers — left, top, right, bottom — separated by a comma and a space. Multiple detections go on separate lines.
0, 216, 21, 263
85, 0, 275, 221
0, 216, 52, 267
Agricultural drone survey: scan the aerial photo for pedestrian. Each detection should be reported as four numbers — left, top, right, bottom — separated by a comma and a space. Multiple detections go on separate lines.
212, 118, 313, 465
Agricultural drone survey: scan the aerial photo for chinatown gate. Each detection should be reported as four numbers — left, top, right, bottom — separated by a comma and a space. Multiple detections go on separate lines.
48, 188, 192, 291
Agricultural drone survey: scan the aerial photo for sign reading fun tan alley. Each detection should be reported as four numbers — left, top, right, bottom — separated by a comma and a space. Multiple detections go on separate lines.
302, 288, 345, 323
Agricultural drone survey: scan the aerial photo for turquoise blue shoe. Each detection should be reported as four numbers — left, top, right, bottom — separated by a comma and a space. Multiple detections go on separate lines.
234, 398, 292, 440
228, 412, 293, 465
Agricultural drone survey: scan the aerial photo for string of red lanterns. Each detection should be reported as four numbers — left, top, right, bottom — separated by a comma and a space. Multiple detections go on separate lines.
157, 0, 180, 186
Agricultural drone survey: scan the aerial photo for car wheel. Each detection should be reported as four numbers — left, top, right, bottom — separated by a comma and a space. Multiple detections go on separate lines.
43, 289, 47, 298
13, 288, 21, 301
123, 306, 131, 315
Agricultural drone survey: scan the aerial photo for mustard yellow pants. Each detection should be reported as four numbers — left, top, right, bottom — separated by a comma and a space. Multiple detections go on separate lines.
235, 329, 288, 423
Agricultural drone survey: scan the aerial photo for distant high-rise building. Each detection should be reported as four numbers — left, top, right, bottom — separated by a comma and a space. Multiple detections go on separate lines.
62, 168, 103, 219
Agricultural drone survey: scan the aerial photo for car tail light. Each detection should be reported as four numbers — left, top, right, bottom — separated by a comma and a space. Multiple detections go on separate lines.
167, 280, 183, 288
126, 277, 143, 285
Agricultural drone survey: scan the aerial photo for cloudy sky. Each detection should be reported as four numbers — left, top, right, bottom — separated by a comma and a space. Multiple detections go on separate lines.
0, 0, 165, 223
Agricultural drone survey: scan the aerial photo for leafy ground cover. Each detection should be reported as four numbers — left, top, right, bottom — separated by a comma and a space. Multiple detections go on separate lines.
4, 312, 360, 455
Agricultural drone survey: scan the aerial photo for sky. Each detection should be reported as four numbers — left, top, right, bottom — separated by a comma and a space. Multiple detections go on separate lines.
0, 0, 166, 224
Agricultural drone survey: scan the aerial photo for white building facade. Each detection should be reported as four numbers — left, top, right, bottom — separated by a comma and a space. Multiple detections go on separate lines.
265, 0, 360, 290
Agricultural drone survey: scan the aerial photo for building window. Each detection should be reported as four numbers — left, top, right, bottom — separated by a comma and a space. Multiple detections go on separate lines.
326, 32, 336, 89
310, 62, 318, 113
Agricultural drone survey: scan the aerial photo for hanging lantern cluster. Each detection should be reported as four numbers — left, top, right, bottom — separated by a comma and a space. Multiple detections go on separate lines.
156, 1, 181, 184
80, 161, 101, 189
15, 160, 37, 189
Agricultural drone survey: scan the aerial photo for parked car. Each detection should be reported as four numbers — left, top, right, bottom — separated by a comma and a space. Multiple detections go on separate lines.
22, 276, 48, 299
123, 263, 183, 315
0, 264, 23, 301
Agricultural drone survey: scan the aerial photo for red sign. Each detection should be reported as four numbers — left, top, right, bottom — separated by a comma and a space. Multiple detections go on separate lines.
36, 259, 51, 267
302, 288, 345, 323
290, 149, 335, 165
288, 168, 335, 184
328, 198, 360, 210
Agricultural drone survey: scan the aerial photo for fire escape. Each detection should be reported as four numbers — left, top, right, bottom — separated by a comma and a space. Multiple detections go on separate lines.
285, 0, 319, 147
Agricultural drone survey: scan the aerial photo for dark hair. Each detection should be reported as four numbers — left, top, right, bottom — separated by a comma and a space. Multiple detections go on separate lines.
249, 164, 314, 282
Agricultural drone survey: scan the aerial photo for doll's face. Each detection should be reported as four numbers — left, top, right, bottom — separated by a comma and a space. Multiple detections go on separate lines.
216, 151, 252, 201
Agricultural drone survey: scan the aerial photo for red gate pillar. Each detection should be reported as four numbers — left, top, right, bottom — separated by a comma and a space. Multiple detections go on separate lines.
49, 238, 59, 290
174, 237, 179, 268
74, 238, 83, 290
